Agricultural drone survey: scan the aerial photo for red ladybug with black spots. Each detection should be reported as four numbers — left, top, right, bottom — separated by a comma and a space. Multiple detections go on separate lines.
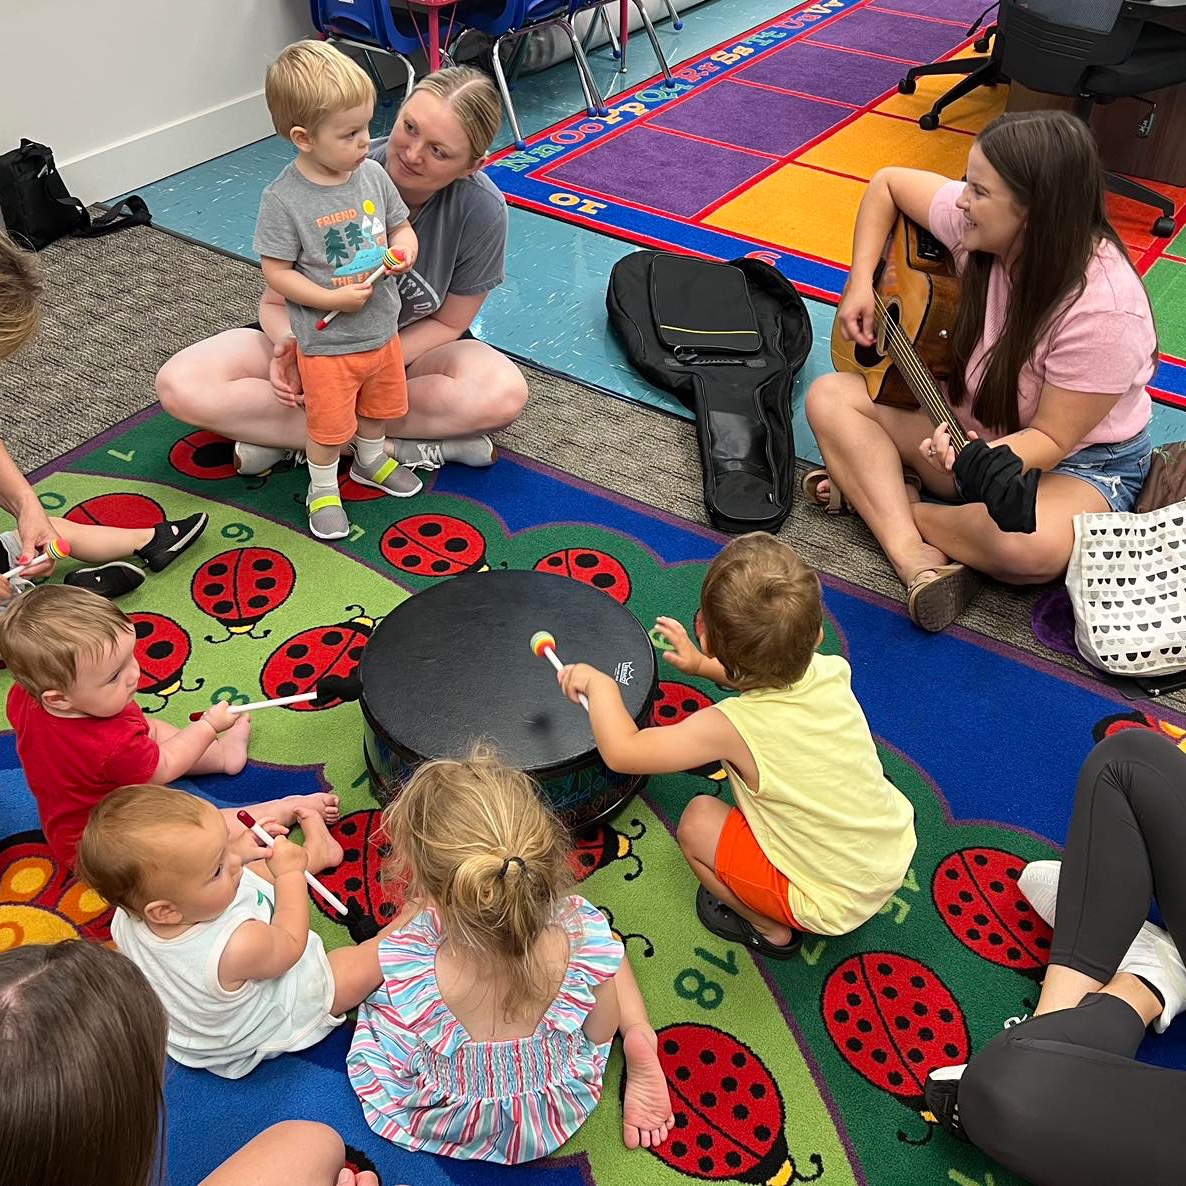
654, 681, 726, 780
64, 493, 164, 529
169, 430, 239, 481
381, 514, 488, 578
822, 952, 970, 1144
933, 847, 1053, 979
1093, 709, 1186, 750
569, 818, 646, 884
534, 547, 631, 604
192, 548, 296, 643
313, 810, 407, 942
260, 609, 373, 710
130, 613, 204, 712
640, 1023, 822, 1185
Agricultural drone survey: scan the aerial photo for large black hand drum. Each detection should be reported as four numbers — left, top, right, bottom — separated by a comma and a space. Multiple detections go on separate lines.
360, 570, 657, 829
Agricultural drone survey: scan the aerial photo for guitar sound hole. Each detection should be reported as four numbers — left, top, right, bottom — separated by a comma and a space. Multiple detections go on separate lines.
853, 301, 902, 369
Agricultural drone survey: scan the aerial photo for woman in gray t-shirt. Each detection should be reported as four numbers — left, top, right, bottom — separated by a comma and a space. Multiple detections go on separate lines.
155, 67, 524, 474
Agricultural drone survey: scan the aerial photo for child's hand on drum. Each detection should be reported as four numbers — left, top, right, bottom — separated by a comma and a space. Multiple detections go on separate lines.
654, 616, 707, 677
558, 662, 601, 704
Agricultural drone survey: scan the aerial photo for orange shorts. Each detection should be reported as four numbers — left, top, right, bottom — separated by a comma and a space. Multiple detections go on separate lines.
298, 336, 408, 447
714, 807, 801, 929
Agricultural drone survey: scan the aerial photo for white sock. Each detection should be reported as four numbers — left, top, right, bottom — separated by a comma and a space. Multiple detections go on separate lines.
307, 459, 338, 493
1018, 860, 1061, 927
353, 435, 386, 468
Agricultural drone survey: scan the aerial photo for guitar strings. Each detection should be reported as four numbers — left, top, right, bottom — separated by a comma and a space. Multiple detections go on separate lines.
872, 292, 969, 451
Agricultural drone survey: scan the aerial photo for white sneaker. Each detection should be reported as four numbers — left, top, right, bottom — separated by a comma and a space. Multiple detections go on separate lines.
1018, 859, 1061, 927
233, 441, 300, 476
1118, 921, 1186, 1033
390, 435, 496, 470
1021, 859, 1186, 1032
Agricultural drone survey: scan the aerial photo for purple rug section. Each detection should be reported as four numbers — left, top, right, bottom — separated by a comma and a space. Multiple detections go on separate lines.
649, 80, 850, 157
805, 8, 968, 62
1031, 587, 1082, 661
736, 40, 910, 107
869, 0, 990, 22
544, 124, 771, 218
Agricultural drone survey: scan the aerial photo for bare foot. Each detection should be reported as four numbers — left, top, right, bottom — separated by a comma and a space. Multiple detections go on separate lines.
294, 806, 344, 874
283, 792, 340, 825
219, 714, 252, 775
622, 1024, 675, 1150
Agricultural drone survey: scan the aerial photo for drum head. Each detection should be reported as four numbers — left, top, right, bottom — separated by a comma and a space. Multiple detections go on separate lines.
360, 570, 657, 779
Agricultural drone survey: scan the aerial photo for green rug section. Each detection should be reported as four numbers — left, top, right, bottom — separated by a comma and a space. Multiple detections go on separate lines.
1146, 257, 1186, 360
0, 409, 1080, 1186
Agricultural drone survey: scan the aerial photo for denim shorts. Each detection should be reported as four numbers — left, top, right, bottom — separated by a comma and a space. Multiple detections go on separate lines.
1050, 428, 1153, 512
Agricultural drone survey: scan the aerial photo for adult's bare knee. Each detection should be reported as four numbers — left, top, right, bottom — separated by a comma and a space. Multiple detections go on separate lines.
155, 352, 202, 422
490, 361, 528, 427
805, 372, 864, 437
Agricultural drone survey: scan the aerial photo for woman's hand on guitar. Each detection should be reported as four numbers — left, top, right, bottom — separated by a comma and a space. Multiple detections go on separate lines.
920, 423, 978, 474
837, 281, 877, 347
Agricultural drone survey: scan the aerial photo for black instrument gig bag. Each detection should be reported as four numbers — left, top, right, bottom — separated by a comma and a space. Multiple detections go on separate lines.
0, 139, 151, 251
607, 251, 811, 533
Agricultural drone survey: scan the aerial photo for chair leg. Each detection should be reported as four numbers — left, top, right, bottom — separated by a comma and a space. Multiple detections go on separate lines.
1105, 170, 1175, 234
628, 0, 676, 83
661, 0, 684, 30
917, 61, 1002, 129
506, 31, 531, 88
490, 32, 527, 148
598, 6, 622, 59
902, 56, 987, 87
557, 17, 608, 115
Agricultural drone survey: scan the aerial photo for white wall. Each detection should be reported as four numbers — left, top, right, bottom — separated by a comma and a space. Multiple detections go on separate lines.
0, 0, 312, 204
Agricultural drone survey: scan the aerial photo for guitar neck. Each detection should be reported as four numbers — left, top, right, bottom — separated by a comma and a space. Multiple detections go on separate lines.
883, 333, 969, 453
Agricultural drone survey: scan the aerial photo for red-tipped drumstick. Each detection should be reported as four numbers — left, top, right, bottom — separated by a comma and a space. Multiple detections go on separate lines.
530, 630, 589, 710
2, 537, 70, 580
236, 809, 348, 916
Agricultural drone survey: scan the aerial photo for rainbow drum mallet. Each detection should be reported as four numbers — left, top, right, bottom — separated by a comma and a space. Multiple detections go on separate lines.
315, 248, 404, 330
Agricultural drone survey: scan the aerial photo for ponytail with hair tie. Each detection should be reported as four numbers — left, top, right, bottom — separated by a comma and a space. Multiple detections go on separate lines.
499, 856, 526, 879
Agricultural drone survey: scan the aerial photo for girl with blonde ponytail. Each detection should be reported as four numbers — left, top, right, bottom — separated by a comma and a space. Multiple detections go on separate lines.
347, 747, 673, 1162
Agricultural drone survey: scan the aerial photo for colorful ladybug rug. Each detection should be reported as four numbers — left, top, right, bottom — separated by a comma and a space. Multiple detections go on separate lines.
4, 407, 1186, 1186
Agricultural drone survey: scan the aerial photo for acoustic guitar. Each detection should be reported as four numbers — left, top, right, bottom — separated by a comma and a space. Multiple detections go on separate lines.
830, 213, 970, 451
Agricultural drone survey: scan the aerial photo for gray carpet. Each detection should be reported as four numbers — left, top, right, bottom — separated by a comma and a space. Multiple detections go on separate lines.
2, 223, 1179, 711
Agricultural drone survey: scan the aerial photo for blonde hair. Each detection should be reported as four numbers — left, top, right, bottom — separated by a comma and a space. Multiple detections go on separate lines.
407, 66, 502, 160
75, 785, 209, 917
0, 230, 44, 360
0, 585, 133, 699
382, 748, 573, 1022
700, 533, 822, 690
265, 40, 376, 139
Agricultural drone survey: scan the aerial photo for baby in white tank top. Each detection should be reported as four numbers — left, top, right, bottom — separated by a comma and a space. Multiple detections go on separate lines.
76, 783, 410, 1078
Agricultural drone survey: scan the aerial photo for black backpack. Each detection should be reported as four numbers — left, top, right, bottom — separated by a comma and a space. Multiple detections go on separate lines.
607, 251, 812, 534
0, 139, 151, 251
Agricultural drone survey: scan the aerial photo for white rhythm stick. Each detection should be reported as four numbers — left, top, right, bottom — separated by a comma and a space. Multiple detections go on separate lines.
315, 247, 404, 330
237, 809, 348, 916
190, 692, 314, 720
2, 537, 70, 580
189, 674, 361, 721
530, 630, 589, 710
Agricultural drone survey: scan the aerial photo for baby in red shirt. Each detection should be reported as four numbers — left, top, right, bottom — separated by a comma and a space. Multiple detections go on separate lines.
0, 585, 340, 868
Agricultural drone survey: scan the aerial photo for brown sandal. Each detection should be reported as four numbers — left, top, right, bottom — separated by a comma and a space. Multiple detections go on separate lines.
802, 467, 924, 516
906, 563, 983, 632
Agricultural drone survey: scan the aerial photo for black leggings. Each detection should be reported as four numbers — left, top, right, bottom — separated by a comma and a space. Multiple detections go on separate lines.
960, 729, 1186, 1186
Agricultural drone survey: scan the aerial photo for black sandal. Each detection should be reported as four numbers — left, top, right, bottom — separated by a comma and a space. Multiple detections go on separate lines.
695, 886, 803, 960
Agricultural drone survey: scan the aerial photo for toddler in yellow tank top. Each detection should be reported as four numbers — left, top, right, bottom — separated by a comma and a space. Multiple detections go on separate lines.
557, 533, 916, 959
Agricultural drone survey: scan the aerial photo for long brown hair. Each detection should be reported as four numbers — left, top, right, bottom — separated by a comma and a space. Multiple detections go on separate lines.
948, 110, 1153, 434
0, 941, 167, 1186
382, 747, 574, 1023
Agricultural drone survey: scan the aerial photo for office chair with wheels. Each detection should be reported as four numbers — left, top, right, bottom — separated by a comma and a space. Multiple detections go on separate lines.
995, 0, 1186, 237
898, 3, 1003, 130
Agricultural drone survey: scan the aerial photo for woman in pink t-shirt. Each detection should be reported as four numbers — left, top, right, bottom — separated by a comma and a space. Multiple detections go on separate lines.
805, 111, 1157, 632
